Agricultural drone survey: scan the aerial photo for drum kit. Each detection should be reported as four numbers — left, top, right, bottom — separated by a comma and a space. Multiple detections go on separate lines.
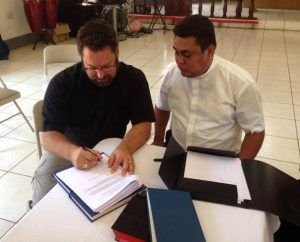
78, 0, 135, 36
78, 0, 167, 39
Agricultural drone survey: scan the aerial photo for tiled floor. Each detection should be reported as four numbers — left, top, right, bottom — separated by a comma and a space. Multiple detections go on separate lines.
1, 8, 300, 239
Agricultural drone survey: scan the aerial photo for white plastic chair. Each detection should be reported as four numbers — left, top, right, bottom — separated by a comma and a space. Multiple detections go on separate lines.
43, 44, 81, 90
32, 100, 44, 158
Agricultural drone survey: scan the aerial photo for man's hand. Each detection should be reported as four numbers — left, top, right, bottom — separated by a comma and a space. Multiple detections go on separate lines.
108, 144, 135, 176
71, 147, 102, 170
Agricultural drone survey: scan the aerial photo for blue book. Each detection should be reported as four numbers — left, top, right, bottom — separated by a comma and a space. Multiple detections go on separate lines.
147, 188, 206, 242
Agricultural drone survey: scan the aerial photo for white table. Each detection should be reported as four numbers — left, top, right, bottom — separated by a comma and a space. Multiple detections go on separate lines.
1, 143, 280, 242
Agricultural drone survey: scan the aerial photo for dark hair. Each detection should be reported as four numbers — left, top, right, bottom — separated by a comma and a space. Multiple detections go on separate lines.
77, 19, 118, 55
173, 15, 216, 52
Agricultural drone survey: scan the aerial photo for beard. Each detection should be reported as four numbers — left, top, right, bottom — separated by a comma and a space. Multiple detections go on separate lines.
89, 75, 114, 87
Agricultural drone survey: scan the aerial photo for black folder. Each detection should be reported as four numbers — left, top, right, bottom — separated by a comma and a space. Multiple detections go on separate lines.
158, 136, 300, 227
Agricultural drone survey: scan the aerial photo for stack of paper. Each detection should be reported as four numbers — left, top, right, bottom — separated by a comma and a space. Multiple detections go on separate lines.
184, 151, 251, 203
55, 158, 143, 213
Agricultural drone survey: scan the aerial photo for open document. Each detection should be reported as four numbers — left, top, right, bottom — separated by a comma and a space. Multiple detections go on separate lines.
55, 160, 142, 213
184, 151, 251, 203
54, 138, 143, 219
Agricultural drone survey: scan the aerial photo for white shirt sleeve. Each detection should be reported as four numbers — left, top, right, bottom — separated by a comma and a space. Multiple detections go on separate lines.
236, 82, 265, 134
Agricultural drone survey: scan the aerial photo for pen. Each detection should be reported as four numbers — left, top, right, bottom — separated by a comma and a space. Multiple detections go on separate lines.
82, 147, 102, 161
153, 158, 163, 162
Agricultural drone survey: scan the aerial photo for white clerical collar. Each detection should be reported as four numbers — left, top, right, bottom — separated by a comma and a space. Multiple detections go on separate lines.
199, 56, 216, 79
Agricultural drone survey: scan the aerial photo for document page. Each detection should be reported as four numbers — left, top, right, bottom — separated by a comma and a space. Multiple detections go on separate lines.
184, 151, 251, 203
56, 156, 142, 213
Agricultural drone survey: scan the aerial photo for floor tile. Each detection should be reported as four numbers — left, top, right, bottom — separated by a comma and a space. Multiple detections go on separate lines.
260, 50, 286, 58
5, 122, 36, 143
129, 47, 164, 59
0, 219, 15, 239
123, 57, 150, 68
1, 98, 39, 118
292, 92, 300, 105
11, 151, 39, 177
260, 56, 287, 66
0, 137, 36, 171
258, 135, 300, 163
257, 79, 291, 92
290, 72, 300, 83
147, 76, 162, 88
288, 57, 300, 65
142, 66, 166, 79
8, 83, 42, 98
0, 115, 26, 137
152, 76, 164, 88
260, 90, 292, 104
1, 71, 37, 83
296, 121, 300, 140
0, 171, 6, 178
258, 70, 290, 82
259, 63, 288, 73
150, 87, 160, 102
27, 90, 45, 100
0, 173, 32, 222
143, 59, 173, 69
294, 105, 300, 120
262, 102, 294, 119
264, 117, 297, 139
21, 74, 44, 86
289, 64, 300, 74
215, 51, 235, 60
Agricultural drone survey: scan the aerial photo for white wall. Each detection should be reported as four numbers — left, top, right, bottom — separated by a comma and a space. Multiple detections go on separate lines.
0, 0, 31, 40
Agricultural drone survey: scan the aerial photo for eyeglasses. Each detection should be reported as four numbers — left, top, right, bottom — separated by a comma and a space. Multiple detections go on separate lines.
83, 58, 118, 74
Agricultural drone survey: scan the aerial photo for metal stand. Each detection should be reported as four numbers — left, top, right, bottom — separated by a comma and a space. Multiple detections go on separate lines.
32, 30, 56, 50
105, 5, 127, 41
148, 0, 168, 33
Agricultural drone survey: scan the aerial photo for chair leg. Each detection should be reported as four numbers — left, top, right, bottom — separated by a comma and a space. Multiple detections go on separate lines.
13, 100, 34, 132
0, 113, 20, 123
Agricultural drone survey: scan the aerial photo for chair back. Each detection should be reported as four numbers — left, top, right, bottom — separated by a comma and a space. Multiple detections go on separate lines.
0, 77, 20, 106
33, 100, 44, 158
0, 77, 34, 131
43, 44, 80, 75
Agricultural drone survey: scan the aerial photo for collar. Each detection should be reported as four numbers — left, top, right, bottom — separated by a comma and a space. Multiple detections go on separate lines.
199, 56, 216, 79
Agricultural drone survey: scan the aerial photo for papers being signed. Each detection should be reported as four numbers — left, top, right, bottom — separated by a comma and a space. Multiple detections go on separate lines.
55, 140, 142, 213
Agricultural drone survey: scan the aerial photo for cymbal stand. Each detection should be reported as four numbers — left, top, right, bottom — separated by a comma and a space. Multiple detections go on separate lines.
148, 0, 168, 33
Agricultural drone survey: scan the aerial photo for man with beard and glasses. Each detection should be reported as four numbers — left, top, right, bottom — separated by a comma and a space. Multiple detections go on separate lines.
29, 19, 155, 208
153, 15, 265, 160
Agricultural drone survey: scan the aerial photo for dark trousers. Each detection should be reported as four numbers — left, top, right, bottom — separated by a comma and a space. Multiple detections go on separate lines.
274, 218, 300, 242
274, 180, 300, 242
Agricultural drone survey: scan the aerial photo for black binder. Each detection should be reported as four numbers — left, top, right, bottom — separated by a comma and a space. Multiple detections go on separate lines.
158, 136, 300, 227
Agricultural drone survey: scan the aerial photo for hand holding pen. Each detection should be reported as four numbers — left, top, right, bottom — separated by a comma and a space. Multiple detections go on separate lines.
75, 147, 102, 170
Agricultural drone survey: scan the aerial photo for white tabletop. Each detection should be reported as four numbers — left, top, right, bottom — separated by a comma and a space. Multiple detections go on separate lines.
1, 143, 280, 242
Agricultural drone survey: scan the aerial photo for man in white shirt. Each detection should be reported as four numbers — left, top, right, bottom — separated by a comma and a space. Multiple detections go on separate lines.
153, 15, 264, 160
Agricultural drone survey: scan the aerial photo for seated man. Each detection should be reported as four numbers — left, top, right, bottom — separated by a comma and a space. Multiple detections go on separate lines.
153, 15, 264, 160
31, 19, 155, 207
